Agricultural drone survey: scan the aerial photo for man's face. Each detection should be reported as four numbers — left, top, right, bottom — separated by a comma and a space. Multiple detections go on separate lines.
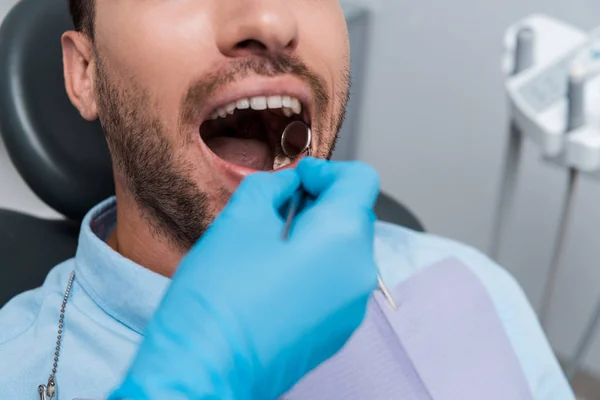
65, 1, 350, 250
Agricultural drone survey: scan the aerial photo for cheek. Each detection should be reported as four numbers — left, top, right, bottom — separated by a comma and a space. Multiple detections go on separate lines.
297, 5, 350, 86
96, 5, 217, 130
296, 5, 349, 140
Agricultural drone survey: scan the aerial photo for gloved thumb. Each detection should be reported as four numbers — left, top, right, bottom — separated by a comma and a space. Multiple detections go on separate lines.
297, 157, 380, 210
227, 169, 301, 216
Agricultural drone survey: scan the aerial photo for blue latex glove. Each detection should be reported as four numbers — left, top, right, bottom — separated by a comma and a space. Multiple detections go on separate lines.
110, 157, 380, 400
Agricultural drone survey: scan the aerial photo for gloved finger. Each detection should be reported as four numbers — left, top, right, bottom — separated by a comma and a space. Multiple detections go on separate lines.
227, 169, 301, 215
297, 158, 380, 210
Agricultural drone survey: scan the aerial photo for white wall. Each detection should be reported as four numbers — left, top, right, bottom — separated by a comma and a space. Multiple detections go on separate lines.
3, 0, 600, 374
355, 0, 600, 374
0, 1, 17, 20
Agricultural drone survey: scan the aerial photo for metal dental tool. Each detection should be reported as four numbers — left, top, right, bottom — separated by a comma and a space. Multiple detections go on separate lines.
281, 120, 312, 159
280, 121, 312, 241
279, 121, 397, 310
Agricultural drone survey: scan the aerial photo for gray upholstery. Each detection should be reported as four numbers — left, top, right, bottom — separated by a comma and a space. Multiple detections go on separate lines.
0, 0, 114, 221
0, 0, 424, 307
375, 192, 423, 232
0, 210, 78, 306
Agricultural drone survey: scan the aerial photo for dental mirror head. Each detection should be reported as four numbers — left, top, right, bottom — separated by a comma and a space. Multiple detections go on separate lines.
281, 121, 311, 158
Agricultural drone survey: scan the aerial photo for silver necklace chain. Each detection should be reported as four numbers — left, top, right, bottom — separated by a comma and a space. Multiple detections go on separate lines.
38, 271, 75, 400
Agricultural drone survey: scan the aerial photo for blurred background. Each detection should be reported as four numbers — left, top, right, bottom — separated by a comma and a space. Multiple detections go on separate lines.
3, 0, 600, 397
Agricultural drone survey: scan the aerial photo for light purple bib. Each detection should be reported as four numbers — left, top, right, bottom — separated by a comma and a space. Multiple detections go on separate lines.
76, 259, 533, 400
282, 258, 533, 400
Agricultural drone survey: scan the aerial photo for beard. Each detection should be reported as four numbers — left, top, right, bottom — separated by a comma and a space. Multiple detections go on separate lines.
94, 51, 350, 251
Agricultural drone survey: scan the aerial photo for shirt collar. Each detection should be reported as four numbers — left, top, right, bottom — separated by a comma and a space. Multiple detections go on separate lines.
74, 197, 170, 334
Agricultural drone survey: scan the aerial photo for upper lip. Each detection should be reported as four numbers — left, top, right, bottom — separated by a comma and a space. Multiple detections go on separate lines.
197, 76, 314, 126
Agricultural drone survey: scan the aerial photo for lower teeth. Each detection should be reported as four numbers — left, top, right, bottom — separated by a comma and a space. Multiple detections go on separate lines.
273, 154, 293, 170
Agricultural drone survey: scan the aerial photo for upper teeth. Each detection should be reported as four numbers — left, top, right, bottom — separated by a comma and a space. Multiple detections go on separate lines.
209, 95, 302, 120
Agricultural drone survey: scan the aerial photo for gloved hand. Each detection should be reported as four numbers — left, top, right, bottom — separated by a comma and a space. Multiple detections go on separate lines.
109, 157, 380, 400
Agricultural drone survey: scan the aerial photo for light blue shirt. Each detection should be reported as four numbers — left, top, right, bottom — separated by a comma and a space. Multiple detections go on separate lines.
0, 198, 574, 400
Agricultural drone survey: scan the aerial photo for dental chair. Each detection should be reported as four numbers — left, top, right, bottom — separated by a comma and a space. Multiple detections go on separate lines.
0, 0, 424, 307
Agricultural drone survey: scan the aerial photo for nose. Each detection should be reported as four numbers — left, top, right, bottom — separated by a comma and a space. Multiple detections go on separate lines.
215, 1, 299, 58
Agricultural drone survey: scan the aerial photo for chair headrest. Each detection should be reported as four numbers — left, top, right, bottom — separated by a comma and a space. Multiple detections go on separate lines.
0, 0, 114, 221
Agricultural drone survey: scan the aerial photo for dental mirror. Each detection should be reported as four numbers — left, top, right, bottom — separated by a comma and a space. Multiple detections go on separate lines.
281, 121, 311, 158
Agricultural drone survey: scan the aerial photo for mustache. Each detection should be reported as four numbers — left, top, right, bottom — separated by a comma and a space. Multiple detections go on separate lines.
179, 54, 330, 126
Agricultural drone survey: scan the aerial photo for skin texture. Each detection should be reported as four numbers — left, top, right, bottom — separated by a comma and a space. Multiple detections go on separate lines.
61, 0, 351, 277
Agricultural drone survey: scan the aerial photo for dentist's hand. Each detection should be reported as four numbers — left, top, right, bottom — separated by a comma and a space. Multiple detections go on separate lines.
110, 158, 380, 400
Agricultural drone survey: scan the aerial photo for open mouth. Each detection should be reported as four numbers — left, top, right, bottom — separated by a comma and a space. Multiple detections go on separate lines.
200, 95, 310, 171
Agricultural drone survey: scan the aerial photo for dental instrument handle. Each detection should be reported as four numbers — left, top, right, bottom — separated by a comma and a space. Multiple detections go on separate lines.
282, 191, 397, 310
567, 66, 587, 132
490, 25, 535, 260
378, 275, 397, 310
282, 188, 305, 240
513, 26, 535, 75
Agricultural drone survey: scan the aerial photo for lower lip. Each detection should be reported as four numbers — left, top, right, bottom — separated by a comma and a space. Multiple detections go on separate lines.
206, 145, 307, 184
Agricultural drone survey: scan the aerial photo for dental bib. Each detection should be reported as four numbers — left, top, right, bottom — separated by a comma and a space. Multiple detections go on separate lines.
282, 258, 534, 400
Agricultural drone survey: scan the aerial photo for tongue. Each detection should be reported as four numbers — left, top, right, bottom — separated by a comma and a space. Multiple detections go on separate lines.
206, 137, 273, 170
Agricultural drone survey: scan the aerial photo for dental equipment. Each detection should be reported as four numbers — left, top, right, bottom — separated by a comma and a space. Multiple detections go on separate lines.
279, 121, 398, 310
498, 15, 600, 382
539, 67, 587, 328
281, 121, 312, 160
489, 26, 535, 261
280, 121, 312, 241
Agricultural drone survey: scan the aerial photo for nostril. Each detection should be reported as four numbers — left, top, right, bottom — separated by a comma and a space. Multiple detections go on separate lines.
235, 39, 269, 53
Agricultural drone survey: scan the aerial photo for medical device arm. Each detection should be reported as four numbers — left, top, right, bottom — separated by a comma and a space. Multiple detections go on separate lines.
108, 158, 380, 400
490, 25, 536, 261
